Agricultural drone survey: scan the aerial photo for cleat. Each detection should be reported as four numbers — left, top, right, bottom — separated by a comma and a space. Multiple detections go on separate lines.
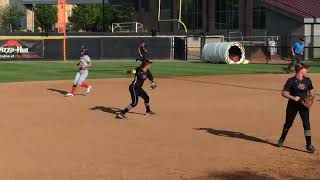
146, 111, 156, 116
306, 145, 316, 154
65, 93, 74, 97
116, 113, 127, 119
86, 86, 92, 94
278, 138, 285, 147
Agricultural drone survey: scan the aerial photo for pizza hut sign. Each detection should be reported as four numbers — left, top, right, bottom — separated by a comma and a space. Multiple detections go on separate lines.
0, 46, 29, 54
0, 40, 44, 59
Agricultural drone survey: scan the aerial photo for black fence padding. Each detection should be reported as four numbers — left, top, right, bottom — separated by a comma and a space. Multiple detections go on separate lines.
100, 37, 171, 59
44, 40, 63, 60
174, 37, 186, 60
67, 38, 101, 59
0, 36, 173, 60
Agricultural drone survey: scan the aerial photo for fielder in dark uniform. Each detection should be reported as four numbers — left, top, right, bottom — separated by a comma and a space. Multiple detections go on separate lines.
136, 42, 154, 80
278, 63, 316, 153
117, 60, 156, 119
127, 41, 154, 81
136, 41, 149, 62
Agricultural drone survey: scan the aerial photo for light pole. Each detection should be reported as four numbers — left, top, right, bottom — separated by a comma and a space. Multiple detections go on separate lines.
102, 0, 105, 32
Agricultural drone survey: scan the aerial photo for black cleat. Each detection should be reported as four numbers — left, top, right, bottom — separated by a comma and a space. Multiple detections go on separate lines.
116, 113, 127, 119
278, 138, 285, 147
306, 145, 316, 154
146, 111, 156, 116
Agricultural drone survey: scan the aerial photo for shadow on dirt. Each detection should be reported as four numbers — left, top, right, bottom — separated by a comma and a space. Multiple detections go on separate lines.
194, 128, 307, 153
191, 171, 276, 180
90, 106, 146, 115
47, 88, 86, 96
170, 78, 281, 92
47, 88, 68, 95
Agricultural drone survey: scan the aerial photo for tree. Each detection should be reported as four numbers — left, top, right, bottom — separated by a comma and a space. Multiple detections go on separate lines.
35, 5, 58, 32
68, 5, 100, 32
68, 4, 135, 32
0, 2, 25, 32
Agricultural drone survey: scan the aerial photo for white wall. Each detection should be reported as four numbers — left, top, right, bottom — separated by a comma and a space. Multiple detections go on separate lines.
304, 24, 320, 59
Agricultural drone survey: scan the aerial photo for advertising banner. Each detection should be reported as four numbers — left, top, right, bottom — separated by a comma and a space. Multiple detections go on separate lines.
0, 40, 44, 59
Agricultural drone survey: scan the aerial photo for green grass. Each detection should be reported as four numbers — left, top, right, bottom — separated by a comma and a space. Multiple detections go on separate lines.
0, 60, 320, 83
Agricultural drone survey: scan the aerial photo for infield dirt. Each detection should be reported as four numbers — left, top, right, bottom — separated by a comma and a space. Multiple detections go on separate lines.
0, 74, 319, 180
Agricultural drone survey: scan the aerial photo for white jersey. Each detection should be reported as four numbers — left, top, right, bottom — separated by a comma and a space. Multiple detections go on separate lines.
79, 55, 91, 70
268, 40, 277, 55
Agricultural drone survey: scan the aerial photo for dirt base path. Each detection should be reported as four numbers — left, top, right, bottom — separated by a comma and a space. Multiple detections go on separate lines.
0, 74, 319, 180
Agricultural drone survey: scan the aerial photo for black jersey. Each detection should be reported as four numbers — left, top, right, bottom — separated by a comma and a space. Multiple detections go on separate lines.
131, 68, 152, 88
139, 44, 147, 56
135, 64, 153, 82
283, 76, 313, 99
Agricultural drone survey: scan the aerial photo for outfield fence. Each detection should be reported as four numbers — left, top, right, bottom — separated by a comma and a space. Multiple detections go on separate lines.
1, 33, 319, 63
0, 34, 224, 61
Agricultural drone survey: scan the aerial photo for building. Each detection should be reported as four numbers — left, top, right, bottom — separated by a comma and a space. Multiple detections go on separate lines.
134, 0, 320, 59
0, 0, 10, 7
0, 0, 20, 7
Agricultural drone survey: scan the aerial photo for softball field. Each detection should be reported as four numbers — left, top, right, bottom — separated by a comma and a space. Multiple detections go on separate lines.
0, 74, 318, 179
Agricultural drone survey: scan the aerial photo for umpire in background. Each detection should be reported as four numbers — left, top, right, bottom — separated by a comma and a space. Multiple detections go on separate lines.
287, 37, 305, 72
278, 63, 315, 153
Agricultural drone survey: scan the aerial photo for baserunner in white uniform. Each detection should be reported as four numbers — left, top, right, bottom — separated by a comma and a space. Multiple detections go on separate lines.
65, 46, 92, 97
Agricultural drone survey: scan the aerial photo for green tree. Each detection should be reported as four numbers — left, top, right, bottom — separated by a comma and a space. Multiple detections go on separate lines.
69, 4, 135, 32
0, 2, 25, 32
68, 5, 100, 31
35, 5, 58, 32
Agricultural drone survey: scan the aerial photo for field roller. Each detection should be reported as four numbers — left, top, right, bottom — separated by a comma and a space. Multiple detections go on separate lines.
202, 42, 249, 64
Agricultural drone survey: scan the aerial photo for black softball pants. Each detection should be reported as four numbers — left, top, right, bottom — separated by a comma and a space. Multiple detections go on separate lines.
284, 101, 310, 131
129, 85, 149, 108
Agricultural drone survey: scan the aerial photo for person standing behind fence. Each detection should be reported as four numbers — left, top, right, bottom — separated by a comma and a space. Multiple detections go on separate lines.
267, 37, 277, 62
287, 38, 305, 72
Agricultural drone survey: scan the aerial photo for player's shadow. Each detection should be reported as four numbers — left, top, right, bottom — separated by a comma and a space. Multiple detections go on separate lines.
90, 106, 145, 115
47, 88, 86, 96
196, 170, 277, 180
194, 128, 307, 153
47, 88, 68, 95
171, 78, 281, 92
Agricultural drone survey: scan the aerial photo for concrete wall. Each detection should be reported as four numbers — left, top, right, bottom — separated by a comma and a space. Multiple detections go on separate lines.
0, 0, 9, 7
25, 5, 33, 31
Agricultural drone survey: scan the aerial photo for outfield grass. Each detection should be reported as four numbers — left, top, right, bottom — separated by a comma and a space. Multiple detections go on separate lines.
0, 60, 319, 83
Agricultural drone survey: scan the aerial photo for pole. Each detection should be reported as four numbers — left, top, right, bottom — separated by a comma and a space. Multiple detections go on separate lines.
102, 0, 105, 32
178, 0, 187, 32
58, 0, 67, 61
32, 2, 35, 32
